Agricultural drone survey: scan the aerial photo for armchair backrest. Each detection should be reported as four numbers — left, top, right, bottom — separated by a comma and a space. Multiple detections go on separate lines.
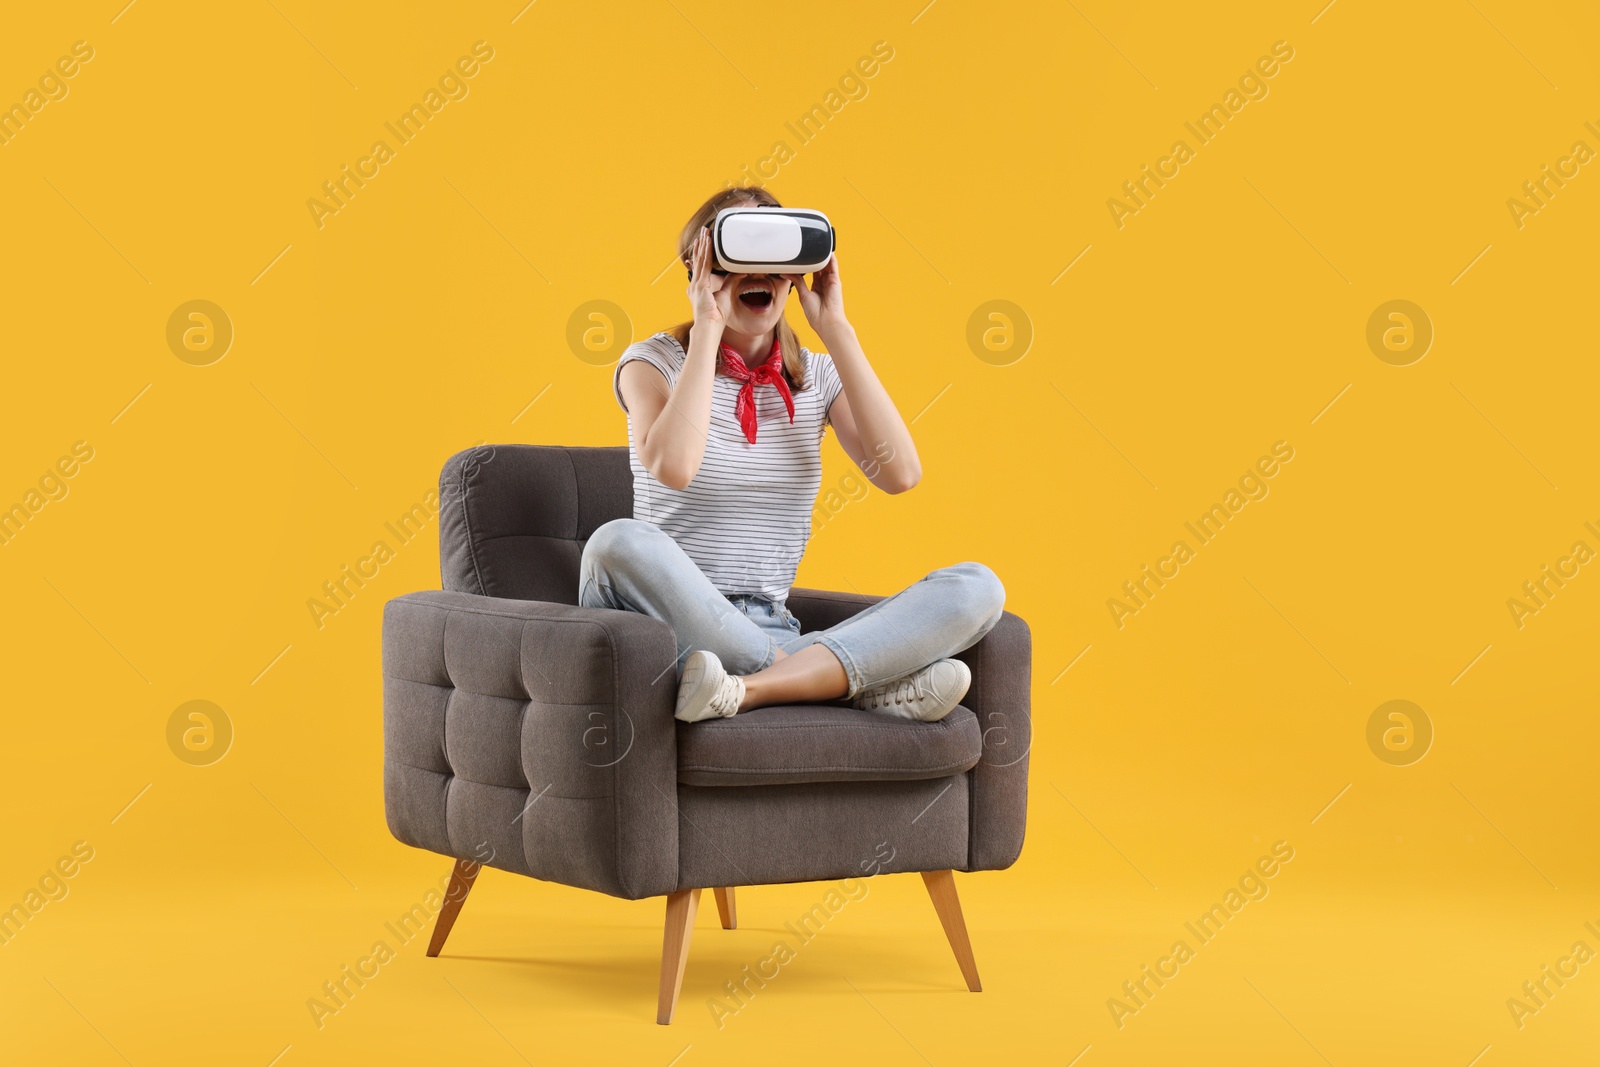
437, 444, 632, 604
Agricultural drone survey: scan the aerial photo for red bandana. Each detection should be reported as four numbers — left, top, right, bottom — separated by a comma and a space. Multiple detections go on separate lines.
719, 337, 795, 444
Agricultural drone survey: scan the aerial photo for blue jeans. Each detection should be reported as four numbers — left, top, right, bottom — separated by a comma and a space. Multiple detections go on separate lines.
577, 518, 1006, 698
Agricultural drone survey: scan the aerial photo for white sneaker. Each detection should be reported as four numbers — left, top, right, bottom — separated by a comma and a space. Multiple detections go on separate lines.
675, 650, 746, 723
851, 659, 971, 722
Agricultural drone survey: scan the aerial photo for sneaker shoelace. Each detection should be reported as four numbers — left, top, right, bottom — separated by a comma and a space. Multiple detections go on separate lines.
874, 673, 929, 709
712, 676, 743, 717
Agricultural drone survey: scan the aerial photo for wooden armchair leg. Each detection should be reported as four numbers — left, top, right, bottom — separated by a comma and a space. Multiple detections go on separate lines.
712, 887, 737, 930
657, 888, 702, 1024
426, 858, 482, 958
920, 870, 982, 992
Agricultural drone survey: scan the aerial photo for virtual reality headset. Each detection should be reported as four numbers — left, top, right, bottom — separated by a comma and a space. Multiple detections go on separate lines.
688, 207, 836, 279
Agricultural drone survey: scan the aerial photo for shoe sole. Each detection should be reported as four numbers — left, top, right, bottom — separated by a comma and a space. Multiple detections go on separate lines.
859, 660, 972, 723
675, 651, 724, 723
944, 660, 974, 709
917, 661, 972, 722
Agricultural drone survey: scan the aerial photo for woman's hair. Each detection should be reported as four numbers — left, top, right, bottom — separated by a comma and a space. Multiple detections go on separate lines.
668, 187, 809, 390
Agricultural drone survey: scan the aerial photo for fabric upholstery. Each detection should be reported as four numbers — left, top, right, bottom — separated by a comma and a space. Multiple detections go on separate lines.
677, 704, 982, 787
957, 610, 1033, 871
438, 444, 632, 603
382, 589, 679, 899
676, 776, 970, 890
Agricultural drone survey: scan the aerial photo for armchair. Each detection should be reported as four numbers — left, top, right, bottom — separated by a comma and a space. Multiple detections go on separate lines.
381, 444, 1032, 1022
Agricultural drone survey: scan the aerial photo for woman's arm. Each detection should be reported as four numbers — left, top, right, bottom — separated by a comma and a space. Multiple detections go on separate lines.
620, 230, 729, 490
784, 254, 922, 494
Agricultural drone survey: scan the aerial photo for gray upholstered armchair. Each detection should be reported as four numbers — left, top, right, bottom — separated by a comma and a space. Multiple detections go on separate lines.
381, 444, 1032, 1022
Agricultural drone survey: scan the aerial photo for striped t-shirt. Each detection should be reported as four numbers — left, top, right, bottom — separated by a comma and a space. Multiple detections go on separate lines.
613, 330, 845, 604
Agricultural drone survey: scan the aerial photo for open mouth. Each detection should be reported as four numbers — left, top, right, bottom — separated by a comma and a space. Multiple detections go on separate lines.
736, 279, 774, 308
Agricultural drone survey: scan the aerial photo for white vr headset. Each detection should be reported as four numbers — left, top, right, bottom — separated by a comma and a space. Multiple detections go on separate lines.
691, 207, 835, 278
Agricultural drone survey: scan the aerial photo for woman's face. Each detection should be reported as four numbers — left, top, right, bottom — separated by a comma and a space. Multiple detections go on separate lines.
691, 204, 793, 335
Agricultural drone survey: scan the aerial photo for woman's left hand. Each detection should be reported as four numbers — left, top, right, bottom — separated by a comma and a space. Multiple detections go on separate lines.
784, 254, 847, 336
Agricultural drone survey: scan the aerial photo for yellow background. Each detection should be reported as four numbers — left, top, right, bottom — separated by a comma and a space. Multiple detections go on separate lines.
2, 1, 1597, 1063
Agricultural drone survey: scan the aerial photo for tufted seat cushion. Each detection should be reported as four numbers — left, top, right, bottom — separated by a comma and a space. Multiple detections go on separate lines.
675, 704, 983, 787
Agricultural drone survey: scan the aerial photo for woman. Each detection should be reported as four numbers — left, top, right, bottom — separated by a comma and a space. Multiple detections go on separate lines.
580, 187, 1005, 723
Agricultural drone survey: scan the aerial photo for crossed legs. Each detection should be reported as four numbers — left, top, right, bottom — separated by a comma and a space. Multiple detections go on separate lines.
739, 644, 848, 710
579, 518, 1005, 712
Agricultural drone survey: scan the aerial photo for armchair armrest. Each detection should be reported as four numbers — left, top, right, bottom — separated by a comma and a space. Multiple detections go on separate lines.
382, 589, 681, 900
786, 587, 1033, 872
953, 609, 1032, 870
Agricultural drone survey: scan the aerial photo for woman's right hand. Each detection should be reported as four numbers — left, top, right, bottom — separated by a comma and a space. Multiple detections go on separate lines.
686, 229, 732, 330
